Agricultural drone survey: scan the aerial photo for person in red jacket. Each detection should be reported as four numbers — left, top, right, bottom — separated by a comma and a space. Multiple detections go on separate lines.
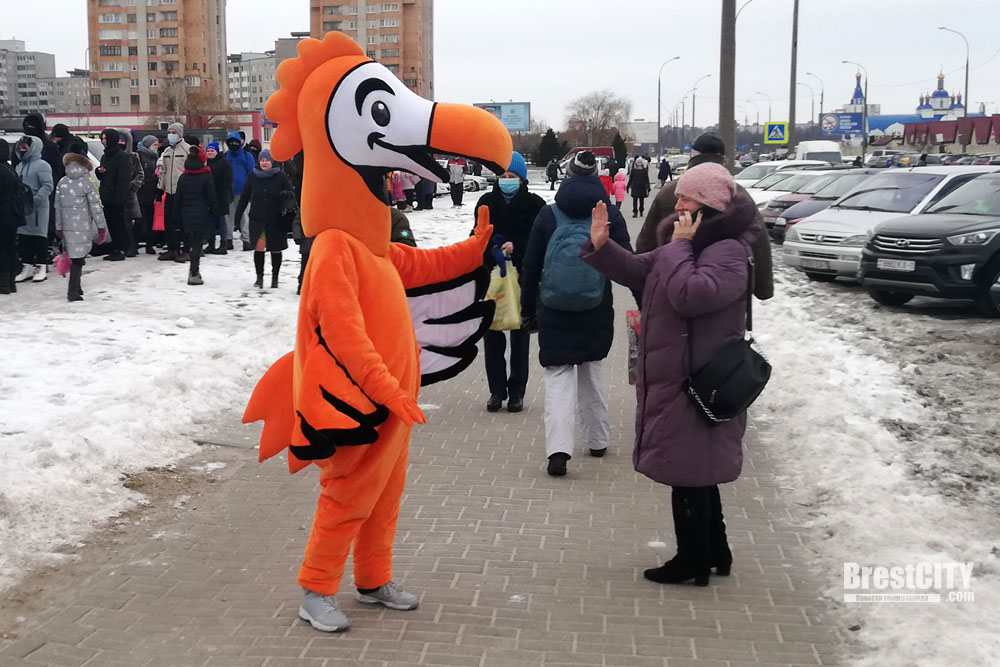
598, 168, 613, 198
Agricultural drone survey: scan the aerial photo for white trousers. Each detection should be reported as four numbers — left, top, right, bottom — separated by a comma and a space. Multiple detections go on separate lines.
543, 361, 610, 458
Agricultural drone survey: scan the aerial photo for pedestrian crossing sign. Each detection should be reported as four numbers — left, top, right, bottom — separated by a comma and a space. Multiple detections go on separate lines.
764, 122, 788, 144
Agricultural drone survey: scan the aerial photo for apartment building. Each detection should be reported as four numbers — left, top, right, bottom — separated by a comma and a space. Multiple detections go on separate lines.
309, 0, 433, 98
227, 33, 308, 112
87, 0, 228, 114
0, 40, 57, 117
39, 70, 94, 115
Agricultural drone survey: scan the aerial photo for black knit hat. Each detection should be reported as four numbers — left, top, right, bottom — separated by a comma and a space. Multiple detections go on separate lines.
52, 124, 70, 139
692, 132, 725, 155
568, 150, 598, 177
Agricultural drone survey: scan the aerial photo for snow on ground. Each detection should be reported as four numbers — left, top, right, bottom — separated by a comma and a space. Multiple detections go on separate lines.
756, 261, 1000, 665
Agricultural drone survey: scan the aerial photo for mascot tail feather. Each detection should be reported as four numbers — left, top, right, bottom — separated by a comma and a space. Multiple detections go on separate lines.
242, 352, 310, 473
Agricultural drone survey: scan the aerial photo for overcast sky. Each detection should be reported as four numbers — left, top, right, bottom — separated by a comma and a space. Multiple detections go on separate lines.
5, 0, 1000, 130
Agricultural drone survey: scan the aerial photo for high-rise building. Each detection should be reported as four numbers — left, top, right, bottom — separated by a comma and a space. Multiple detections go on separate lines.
87, 0, 228, 114
226, 33, 308, 112
40, 70, 94, 115
309, 0, 433, 98
0, 40, 57, 117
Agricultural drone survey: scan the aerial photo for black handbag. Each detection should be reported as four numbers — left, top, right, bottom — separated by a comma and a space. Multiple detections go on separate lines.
685, 257, 771, 426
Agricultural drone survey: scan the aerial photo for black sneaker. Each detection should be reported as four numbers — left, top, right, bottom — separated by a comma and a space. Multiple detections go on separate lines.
589, 448, 607, 457
486, 395, 503, 412
157, 250, 177, 261
507, 398, 523, 413
547, 453, 569, 477
174, 252, 190, 263
226, 240, 235, 250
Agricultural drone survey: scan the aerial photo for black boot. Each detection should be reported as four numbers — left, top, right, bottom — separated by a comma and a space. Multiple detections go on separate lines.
254, 251, 265, 288
270, 252, 281, 288
710, 486, 732, 576
0, 273, 10, 295
643, 488, 711, 586
547, 452, 569, 477
67, 262, 83, 301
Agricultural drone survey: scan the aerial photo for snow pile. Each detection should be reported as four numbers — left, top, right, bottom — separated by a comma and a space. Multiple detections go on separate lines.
756, 269, 1000, 665
0, 251, 299, 592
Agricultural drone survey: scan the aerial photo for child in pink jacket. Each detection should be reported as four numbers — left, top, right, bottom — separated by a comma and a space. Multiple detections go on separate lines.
611, 170, 627, 209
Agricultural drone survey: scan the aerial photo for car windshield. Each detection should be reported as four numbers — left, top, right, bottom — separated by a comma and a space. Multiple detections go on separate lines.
834, 173, 945, 212
737, 164, 777, 181
766, 173, 814, 191
812, 173, 871, 199
797, 174, 839, 194
752, 172, 793, 189
803, 152, 841, 165
925, 176, 1000, 216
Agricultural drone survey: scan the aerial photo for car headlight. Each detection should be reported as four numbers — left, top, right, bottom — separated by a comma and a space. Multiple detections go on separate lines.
785, 227, 800, 242
947, 229, 1000, 246
839, 235, 869, 246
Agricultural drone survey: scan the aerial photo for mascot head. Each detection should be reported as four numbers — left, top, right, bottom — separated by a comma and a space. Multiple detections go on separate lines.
266, 33, 513, 253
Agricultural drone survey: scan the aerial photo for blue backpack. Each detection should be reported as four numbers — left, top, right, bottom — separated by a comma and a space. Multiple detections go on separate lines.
539, 204, 607, 311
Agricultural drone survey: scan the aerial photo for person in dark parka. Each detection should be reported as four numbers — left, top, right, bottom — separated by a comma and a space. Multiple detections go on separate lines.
136, 135, 161, 253
51, 124, 88, 158
657, 158, 673, 186
626, 156, 651, 218
520, 151, 634, 477
473, 151, 545, 413
95, 128, 132, 261
234, 149, 295, 289
117, 129, 143, 256
582, 162, 758, 588
172, 146, 220, 285
637, 133, 773, 301
205, 141, 233, 254
0, 139, 21, 294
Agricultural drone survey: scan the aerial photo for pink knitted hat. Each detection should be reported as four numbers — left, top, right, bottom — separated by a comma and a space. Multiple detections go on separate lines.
676, 162, 736, 211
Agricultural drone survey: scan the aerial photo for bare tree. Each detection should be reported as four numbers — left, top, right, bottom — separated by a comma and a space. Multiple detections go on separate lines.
565, 90, 632, 146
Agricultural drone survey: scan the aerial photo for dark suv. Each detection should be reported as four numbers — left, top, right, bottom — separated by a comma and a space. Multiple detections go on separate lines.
859, 173, 1000, 315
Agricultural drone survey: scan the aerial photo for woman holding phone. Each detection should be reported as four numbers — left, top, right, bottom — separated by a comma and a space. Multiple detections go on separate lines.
579, 163, 761, 587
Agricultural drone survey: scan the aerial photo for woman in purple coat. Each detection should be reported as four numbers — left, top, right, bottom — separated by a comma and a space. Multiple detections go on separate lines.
581, 163, 761, 587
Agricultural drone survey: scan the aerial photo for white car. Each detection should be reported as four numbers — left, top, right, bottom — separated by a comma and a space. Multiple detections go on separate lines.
783, 166, 1000, 281
734, 162, 781, 188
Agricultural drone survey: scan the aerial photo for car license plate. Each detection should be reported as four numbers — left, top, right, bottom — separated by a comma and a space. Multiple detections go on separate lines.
800, 259, 830, 270
877, 258, 916, 272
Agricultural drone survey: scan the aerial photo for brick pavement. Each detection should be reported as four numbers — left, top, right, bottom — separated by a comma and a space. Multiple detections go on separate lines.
0, 198, 856, 667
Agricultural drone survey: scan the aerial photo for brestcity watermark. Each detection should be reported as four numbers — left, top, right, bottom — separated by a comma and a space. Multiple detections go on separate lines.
843, 562, 976, 603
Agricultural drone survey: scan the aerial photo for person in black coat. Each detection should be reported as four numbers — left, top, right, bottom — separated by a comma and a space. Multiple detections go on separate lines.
657, 159, 673, 186
51, 124, 88, 158
205, 142, 233, 254
415, 176, 436, 210
520, 151, 634, 477
626, 157, 652, 218
472, 152, 545, 413
172, 146, 220, 285
0, 139, 21, 294
136, 135, 161, 253
95, 128, 133, 261
234, 149, 295, 289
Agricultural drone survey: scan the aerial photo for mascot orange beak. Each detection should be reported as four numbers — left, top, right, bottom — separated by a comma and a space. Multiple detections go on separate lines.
427, 103, 513, 178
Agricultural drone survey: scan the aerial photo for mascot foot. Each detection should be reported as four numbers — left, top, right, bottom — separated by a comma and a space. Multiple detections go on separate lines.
299, 591, 351, 632
356, 581, 419, 610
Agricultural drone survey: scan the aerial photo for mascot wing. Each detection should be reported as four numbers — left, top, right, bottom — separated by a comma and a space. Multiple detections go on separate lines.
407, 267, 495, 386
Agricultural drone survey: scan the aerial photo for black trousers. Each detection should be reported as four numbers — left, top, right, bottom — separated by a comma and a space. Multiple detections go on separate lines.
187, 229, 205, 274
0, 224, 18, 274
450, 182, 464, 206
17, 233, 48, 265
164, 194, 187, 252
403, 188, 416, 207
103, 204, 129, 254
633, 195, 646, 217
483, 328, 530, 401
136, 203, 155, 246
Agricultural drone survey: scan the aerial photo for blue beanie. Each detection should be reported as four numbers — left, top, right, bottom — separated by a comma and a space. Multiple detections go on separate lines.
206, 141, 220, 152
507, 152, 527, 180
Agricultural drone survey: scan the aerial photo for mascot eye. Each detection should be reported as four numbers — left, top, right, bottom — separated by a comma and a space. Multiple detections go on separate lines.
371, 101, 391, 127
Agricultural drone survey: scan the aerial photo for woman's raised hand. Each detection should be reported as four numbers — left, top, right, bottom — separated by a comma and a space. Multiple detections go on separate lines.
673, 209, 702, 242
591, 201, 610, 250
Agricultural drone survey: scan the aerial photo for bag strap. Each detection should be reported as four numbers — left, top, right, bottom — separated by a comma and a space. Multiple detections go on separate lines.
684, 253, 755, 377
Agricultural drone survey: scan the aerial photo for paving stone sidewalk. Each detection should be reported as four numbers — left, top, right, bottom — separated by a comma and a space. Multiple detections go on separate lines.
0, 207, 856, 667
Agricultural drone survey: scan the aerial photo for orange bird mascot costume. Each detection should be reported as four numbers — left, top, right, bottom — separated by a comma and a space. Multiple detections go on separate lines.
243, 33, 512, 633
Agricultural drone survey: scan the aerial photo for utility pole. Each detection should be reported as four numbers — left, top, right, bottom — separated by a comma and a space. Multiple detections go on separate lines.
720, 0, 737, 172
787, 0, 799, 150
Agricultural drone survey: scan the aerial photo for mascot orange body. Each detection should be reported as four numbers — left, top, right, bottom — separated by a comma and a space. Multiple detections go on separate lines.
243, 33, 511, 597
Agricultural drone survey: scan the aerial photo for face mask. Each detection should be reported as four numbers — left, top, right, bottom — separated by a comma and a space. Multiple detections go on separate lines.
167, 134, 180, 146
498, 178, 520, 195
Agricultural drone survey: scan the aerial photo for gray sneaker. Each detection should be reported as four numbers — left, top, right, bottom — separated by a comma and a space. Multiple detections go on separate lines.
299, 591, 351, 632
356, 581, 419, 610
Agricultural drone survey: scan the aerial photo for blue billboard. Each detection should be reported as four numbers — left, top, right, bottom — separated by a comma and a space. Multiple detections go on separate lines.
820, 113, 863, 135
474, 102, 531, 132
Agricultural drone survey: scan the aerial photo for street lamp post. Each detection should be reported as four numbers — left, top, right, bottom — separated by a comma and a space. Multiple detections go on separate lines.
939, 26, 970, 149
806, 71, 824, 117
657, 56, 680, 159
842, 60, 869, 164
83, 46, 92, 135
691, 74, 712, 142
755, 91, 772, 122
798, 81, 815, 130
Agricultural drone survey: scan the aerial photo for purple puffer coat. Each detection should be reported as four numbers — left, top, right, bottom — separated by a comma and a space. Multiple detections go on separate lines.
581, 192, 761, 487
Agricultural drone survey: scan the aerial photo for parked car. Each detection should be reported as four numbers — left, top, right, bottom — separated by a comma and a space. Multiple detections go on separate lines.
940, 154, 968, 165
774, 170, 878, 242
747, 169, 838, 207
859, 172, 1000, 315
734, 162, 781, 188
782, 166, 999, 281
759, 172, 846, 232
865, 149, 902, 167
464, 175, 489, 192
789, 140, 842, 164
744, 170, 798, 205
739, 152, 760, 167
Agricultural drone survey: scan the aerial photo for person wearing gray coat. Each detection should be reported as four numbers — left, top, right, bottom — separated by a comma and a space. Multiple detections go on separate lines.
55, 153, 107, 301
13, 135, 53, 283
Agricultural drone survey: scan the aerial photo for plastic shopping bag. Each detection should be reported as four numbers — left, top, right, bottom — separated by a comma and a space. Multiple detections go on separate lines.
54, 252, 71, 277
626, 310, 640, 385
152, 193, 165, 231
486, 261, 522, 331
